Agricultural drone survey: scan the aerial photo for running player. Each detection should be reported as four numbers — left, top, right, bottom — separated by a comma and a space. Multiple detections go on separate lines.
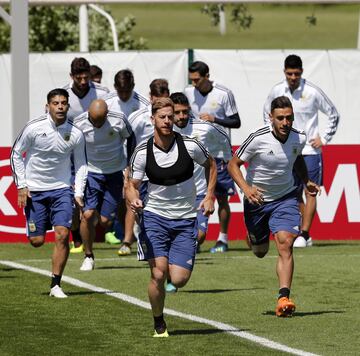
73, 100, 132, 271
127, 98, 216, 336
10, 88, 88, 298
185, 61, 240, 253
228, 96, 320, 316
263, 54, 339, 247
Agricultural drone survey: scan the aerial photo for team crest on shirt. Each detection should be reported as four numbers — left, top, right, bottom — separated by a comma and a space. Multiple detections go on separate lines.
211, 101, 217, 109
63, 132, 71, 141
28, 220, 36, 233
292, 147, 298, 155
109, 130, 115, 137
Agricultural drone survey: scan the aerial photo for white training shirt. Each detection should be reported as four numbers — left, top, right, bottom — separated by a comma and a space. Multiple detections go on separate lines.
127, 105, 154, 147
263, 78, 340, 155
130, 135, 209, 219
235, 125, 306, 202
184, 82, 239, 138
11, 114, 88, 198
64, 81, 109, 120
73, 110, 132, 173
174, 117, 232, 195
103, 90, 150, 118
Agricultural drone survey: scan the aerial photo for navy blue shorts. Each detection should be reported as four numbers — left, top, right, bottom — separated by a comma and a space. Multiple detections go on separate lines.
137, 210, 197, 271
244, 189, 301, 245
215, 158, 236, 196
25, 187, 74, 237
195, 194, 209, 233
84, 171, 123, 220
293, 154, 323, 191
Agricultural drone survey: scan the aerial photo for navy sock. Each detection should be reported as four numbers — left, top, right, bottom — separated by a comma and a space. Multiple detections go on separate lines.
278, 287, 290, 299
301, 230, 310, 240
51, 274, 61, 288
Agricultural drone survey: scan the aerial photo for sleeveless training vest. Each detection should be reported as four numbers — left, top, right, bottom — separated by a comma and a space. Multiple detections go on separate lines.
145, 132, 194, 186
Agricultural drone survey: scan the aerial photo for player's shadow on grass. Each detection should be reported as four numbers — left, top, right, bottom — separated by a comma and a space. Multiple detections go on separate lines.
182, 287, 263, 294
171, 328, 250, 336
263, 310, 345, 317
96, 265, 148, 270
314, 242, 358, 247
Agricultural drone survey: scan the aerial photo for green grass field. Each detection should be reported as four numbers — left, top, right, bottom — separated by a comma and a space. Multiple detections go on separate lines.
1, 240, 359, 355
108, 4, 360, 49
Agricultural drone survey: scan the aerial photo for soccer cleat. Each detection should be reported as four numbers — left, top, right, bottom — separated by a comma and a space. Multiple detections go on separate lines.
49, 285, 68, 298
165, 282, 178, 293
275, 297, 296, 317
293, 236, 313, 248
153, 322, 169, 338
80, 257, 95, 271
105, 231, 121, 245
210, 241, 228, 253
69, 242, 84, 254
117, 243, 131, 256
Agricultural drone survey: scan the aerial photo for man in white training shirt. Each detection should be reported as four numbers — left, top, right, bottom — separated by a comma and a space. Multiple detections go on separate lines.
127, 98, 216, 337
63, 57, 109, 120
228, 96, 320, 317
74, 100, 132, 271
102, 69, 150, 245
171, 92, 232, 251
11, 88, 88, 298
185, 61, 240, 254
263, 54, 339, 248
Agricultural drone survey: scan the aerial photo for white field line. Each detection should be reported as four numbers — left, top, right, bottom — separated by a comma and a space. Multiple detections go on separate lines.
0, 260, 319, 356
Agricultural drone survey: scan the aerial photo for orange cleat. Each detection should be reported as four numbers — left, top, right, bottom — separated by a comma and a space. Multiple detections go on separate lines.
276, 297, 296, 317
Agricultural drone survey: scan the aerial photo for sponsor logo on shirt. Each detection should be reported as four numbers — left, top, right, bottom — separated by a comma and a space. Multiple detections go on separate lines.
267, 150, 274, 155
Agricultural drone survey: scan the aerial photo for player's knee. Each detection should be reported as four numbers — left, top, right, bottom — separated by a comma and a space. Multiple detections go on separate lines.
151, 268, 167, 285
29, 236, 45, 248
171, 275, 190, 288
82, 210, 97, 223
54, 227, 70, 242
99, 216, 111, 228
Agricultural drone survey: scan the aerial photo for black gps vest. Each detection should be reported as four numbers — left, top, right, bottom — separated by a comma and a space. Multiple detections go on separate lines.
145, 132, 194, 186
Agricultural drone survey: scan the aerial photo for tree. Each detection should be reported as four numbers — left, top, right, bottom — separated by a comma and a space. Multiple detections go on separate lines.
0, 5, 147, 53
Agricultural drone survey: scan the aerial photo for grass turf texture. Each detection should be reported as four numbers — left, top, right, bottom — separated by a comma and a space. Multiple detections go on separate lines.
1, 241, 359, 355
108, 4, 360, 49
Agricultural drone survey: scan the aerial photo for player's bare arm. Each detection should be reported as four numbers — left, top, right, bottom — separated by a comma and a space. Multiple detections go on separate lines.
199, 156, 217, 216
227, 156, 265, 205
125, 178, 143, 213
293, 155, 321, 196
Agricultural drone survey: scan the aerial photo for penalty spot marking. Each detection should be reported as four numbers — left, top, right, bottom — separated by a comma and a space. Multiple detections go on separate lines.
0, 260, 318, 356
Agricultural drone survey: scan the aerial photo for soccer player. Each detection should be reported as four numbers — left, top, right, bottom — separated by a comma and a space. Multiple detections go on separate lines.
10, 88, 88, 298
103, 69, 150, 118
90, 65, 103, 84
102, 69, 150, 244
185, 61, 240, 253
171, 92, 232, 251
228, 96, 320, 316
63, 57, 109, 252
127, 97, 216, 336
118, 78, 170, 256
73, 100, 132, 271
64, 57, 109, 120
263, 54, 339, 248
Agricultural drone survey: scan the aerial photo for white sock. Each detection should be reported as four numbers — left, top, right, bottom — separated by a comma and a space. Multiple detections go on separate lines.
217, 233, 228, 245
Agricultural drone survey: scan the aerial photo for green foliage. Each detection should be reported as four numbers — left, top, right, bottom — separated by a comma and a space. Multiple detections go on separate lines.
230, 4, 253, 30
306, 13, 317, 27
201, 3, 253, 31
0, 5, 147, 53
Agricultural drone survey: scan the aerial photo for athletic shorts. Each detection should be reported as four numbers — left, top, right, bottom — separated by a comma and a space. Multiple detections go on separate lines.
215, 158, 236, 196
137, 210, 197, 271
84, 171, 123, 220
25, 187, 74, 238
244, 189, 301, 245
293, 154, 323, 191
195, 194, 209, 233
